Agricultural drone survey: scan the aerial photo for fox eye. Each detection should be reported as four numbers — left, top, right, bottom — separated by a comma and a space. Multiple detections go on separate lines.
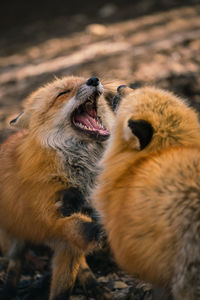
56, 90, 71, 98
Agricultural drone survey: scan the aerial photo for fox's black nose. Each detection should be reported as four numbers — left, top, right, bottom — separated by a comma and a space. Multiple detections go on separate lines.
86, 77, 99, 87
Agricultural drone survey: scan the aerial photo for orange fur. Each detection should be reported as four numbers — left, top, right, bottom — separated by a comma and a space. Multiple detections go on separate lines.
0, 76, 114, 299
93, 86, 200, 299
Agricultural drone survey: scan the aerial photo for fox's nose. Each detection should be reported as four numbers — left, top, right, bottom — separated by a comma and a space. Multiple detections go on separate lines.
86, 77, 99, 87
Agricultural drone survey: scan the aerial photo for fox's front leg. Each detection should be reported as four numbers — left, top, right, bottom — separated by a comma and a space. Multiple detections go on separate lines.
50, 243, 84, 300
59, 189, 110, 299
50, 247, 111, 300
60, 187, 99, 222
55, 212, 101, 252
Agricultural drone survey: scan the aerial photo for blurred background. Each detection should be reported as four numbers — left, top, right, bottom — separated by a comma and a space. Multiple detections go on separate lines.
1, 1, 200, 298
1, 0, 200, 143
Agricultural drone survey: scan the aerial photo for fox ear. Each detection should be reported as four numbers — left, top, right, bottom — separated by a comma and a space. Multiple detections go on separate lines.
112, 85, 135, 112
125, 119, 154, 150
117, 85, 133, 96
10, 111, 31, 129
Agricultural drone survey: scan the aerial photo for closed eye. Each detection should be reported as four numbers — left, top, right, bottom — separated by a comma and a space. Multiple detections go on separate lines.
56, 90, 71, 98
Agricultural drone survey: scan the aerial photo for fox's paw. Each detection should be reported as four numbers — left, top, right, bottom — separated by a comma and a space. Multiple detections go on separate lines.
60, 213, 103, 251
81, 221, 103, 245
85, 281, 111, 300
82, 276, 111, 300
61, 187, 85, 217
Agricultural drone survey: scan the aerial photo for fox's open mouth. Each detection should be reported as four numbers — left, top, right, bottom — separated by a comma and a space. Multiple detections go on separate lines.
71, 96, 109, 140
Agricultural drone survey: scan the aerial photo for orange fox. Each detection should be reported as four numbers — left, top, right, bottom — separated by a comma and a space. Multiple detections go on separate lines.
93, 85, 200, 300
0, 76, 114, 299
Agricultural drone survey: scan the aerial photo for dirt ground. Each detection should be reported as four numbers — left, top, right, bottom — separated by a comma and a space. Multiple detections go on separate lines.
0, 0, 200, 299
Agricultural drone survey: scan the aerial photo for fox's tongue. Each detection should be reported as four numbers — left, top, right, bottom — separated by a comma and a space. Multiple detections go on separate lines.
74, 112, 109, 135
85, 101, 97, 118
72, 99, 110, 138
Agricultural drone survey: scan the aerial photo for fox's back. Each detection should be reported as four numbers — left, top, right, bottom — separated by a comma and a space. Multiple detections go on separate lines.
0, 131, 62, 242
106, 146, 200, 286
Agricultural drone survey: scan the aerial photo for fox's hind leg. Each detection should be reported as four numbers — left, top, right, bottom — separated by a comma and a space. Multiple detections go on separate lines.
50, 242, 83, 300
151, 287, 173, 300
172, 260, 200, 300
0, 232, 26, 299
172, 226, 200, 300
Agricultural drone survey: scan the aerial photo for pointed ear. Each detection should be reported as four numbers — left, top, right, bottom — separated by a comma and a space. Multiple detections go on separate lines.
112, 85, 134, 112
126, 119, 154, 150
9, 111, 31, 129
117, 85, 133, 97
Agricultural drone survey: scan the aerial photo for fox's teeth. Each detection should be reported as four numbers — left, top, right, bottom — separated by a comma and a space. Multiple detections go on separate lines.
74, 120, 106, 133
75, 122, 83, 129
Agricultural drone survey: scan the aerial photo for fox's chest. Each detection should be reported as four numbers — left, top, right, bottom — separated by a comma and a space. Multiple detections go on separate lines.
58, 140, 104, 197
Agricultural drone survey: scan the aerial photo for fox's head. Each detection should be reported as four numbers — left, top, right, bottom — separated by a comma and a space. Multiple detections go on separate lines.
10, 76, 114, 149
109, 85, 200, 155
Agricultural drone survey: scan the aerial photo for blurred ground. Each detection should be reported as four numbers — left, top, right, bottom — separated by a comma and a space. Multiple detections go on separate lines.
0, 0, 200, 299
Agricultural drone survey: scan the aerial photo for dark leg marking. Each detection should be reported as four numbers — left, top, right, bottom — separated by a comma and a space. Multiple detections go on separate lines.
78, 257, 111, 300
61, 187, 85, 217
81, 221, 102, 244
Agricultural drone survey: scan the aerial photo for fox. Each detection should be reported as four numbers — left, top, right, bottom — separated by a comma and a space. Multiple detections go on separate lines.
0, 76, 114, 300
93, 85, 200, 300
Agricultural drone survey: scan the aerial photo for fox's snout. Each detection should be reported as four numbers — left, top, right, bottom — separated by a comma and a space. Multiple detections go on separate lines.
76, 77, 103, 102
